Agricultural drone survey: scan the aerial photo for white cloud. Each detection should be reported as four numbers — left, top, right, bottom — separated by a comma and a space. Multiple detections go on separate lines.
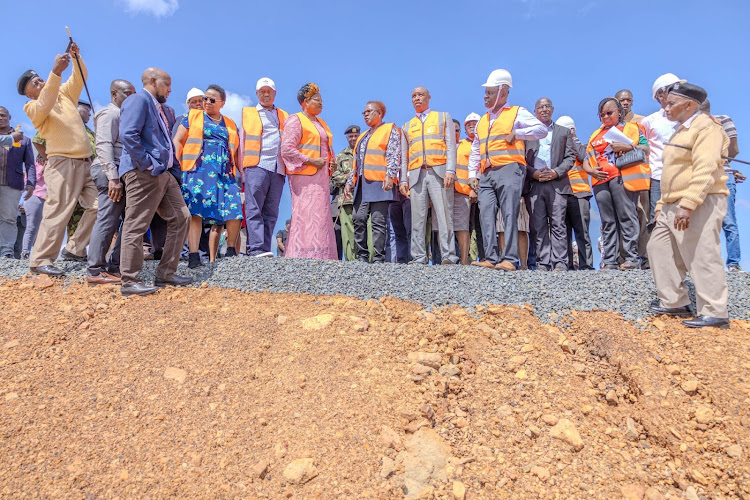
120, 0, 179, 17
221, 91, 253, 125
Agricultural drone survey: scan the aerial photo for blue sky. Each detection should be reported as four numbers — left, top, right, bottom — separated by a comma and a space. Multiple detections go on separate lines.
4, 0, 749, 267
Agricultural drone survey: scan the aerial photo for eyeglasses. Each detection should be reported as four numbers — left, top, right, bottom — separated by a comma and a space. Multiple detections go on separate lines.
599, 110, 618, 118
202, 96, 219, 104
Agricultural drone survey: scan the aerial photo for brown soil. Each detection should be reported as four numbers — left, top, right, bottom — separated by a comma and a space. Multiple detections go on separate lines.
1, 276, 749, 499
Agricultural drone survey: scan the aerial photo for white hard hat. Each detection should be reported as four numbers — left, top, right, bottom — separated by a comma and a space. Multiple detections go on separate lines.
652, 73, 684, 98
464, 112, 481, 124
256, 77, 276, 91
186, 87, 204, 103
555, 115, 575, 130
482, 69, 513, 88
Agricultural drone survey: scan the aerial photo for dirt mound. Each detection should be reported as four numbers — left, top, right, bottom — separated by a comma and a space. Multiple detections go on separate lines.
1, 278, 749, 498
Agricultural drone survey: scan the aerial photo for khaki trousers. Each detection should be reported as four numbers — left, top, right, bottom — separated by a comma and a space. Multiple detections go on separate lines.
29, 156, 97, 267
120, 169, 190, 285
648, 194, 728, 318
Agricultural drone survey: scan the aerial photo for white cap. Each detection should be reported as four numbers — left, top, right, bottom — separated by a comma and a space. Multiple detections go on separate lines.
555, 115, 575, 130
186, 87, 204, 103
482, 69, 513, 88
652, 73, 684, 98
464, 112, 481, 124
256, 77, 276, 91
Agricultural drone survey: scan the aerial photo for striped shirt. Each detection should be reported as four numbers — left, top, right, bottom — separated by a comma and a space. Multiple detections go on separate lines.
255, 104, 285, 175
714, 115, 737, 171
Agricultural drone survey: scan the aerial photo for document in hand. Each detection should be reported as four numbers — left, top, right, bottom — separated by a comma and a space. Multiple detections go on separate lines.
602, 127, 632, 145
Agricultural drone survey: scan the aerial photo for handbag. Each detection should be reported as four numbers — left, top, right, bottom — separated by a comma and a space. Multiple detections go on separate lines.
615, 147, 646, 169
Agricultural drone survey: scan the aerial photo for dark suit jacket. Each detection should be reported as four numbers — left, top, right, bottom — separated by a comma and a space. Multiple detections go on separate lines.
2, 135, 35, 191
524, 123, 575, 195
118, 90, 179, 179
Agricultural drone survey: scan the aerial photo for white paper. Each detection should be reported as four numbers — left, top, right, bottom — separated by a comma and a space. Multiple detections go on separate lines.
602, 127, 632, 144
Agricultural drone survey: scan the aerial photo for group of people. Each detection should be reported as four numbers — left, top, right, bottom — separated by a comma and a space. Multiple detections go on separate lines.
0, 44, 742, 328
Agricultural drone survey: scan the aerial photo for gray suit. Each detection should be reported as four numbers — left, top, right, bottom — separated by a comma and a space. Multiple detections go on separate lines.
400, 111, 457, 264
525, 123, 575, 270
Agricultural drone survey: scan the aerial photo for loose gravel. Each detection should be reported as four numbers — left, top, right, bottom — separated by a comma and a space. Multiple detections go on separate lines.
1, 256, 748, 322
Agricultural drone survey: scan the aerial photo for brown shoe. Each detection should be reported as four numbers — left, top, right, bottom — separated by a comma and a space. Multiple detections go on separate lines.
471, 260, 495, 269
495, 261, 517, 271
87, 272, 122, 285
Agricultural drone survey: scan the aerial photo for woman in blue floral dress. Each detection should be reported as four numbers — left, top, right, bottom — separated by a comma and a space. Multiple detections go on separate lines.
174, 84, 243, 268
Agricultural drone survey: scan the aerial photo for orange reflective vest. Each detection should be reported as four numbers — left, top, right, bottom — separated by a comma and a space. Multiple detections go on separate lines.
180, 109, 240, 174
289, 112, 334, 176
568, 159, 592, 194
404, 111, 448, 170
351, 123, 396, 187
476, 106, 526, 174
455, 138, 473, 195
241, 106, 288, 168
586, 122, 651, 191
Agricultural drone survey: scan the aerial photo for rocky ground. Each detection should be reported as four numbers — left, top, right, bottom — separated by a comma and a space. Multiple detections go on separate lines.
1, 271, 749, 499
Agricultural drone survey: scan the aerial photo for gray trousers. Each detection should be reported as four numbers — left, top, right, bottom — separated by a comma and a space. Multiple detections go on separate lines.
0, 185, 22, 258
566, 196, 594, 270
88, 164, 125, 275
593, 178, 640, 266
410, 168, 457, 264
478, 163, 525, 267
22, 195, 45, 255
529, 181, 569, 270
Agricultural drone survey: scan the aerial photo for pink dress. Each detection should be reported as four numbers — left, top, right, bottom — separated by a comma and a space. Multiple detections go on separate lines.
280, 114, 337, 260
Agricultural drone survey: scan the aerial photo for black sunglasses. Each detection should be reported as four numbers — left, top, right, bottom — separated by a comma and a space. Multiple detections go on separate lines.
202, 96, 218, 104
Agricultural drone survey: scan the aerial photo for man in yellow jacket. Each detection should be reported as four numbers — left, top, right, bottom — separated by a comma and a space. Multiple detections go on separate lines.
648, 82, 730, 329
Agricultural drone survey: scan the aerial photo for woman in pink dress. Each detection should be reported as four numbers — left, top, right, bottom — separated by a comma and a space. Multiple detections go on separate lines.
280, 83, 338, 259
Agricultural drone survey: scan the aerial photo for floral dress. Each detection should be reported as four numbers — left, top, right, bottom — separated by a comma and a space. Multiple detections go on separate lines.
180, 113, 243, 224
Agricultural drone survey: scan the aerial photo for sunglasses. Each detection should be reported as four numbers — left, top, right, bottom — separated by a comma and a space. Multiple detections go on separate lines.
599, 110, 618, 118
202, 96, 220, 104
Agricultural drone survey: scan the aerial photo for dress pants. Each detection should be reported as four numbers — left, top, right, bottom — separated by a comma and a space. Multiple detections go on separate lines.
649, 195, 728, 318
338, 204, 356, 261
469, 201, 484, 262
120, 169, 190, 285
409, 168, 457, 264
389, 196, 411, 264
22, 195, 45, 256
14, 212, 26, 259
636, 191, 650, 267
87, 164, 125, 275
649, 179, 661, 219
244, 167, 285, 255
29, 156, 97, 267
353, 184, 390, 263
565, 196, 594, 270
529, 181, 569, 270
477, 163, 524, 267
593, 178, 640, 267
722, 174, 741, 266
0, 185, 22, 257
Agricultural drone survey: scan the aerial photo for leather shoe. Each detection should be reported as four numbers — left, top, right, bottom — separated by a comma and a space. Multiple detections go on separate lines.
495, 261, 517, 271
440, 259, 455, 265
87, 272, 122, 285
121, 282, 158, 296
649, 299, 693, 317
471, 260, 495, 269
681, 315, 729, 329
61, 249, 87, 262
154, 275, 193, 287
30, 265, 65, 277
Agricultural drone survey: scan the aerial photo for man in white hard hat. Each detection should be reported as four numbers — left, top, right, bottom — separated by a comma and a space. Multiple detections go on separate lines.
454, 112, 480, 264
172, 88, 204, 138
468, 69, 547, 271
240, 77, 289, 258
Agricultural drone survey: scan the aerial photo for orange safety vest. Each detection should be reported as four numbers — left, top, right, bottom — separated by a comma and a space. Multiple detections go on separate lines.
351, 123, 396, 187
586, 122, 651, 191
455, 138, 473, 195
180, 109, 240, 174
241, 106, 288, 168
404, 111, 448, 170
289, 112, 334, 176
567, 158, 592, 194
475, 106, 526, 174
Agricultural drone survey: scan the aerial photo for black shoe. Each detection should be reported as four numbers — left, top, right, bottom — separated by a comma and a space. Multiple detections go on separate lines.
188, 252, 203, 269
61, 249, 87, 262
152, 249, 163, 261
121, 282, 159, 296
30, 265, 65, 277
649, 299, 694, 317
602, 264, 619, 270
681, 315, 729, 329
154, 275, 193, 287
225, 247, 237, 257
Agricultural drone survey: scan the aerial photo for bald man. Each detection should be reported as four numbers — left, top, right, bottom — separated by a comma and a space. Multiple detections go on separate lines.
117, 68, 191, 296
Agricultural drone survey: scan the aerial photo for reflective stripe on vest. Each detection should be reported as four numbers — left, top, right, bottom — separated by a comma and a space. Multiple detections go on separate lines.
567, 159, 592, 194
455, 138, 472, 196
586, 122, 650, 191
242, 106, 288, 168
351, 123, 395, 186
181, 109, 240, 174
288, 112, 334, 176
405, 111, 447, 170
476, 106, 526, 173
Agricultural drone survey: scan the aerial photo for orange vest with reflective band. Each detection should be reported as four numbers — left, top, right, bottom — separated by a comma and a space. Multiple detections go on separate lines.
289, 112, 334, 176
476, 107, 526, 173
180, 109, 240, 175
405, 111, 448, 170
586, 122, 650, 191
241, 106, 288, 168
351, 123, 396, 187
455, 138, 473, 195
567, 158, 592, 194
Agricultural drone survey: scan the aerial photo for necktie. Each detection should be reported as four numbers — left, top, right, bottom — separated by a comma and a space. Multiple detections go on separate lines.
157, 104, 170, 136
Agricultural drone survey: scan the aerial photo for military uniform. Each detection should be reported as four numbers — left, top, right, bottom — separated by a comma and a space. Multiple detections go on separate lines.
331, 146, 356, 260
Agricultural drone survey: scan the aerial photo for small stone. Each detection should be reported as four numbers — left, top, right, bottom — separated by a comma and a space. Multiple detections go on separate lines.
274, 441, 288, 459
119, 469, 129, 481
407, 352, 442, 369
3, 340, 19, 350
514, 369, 527, 379
301, 313, 334, 331
541, 414, 558, 426
520, 344, 534, 353
680, 380, 698, 394
380, 456, 396, 478
282, 458, 318, 485
684, 486, 699, 500
605, 390, 618, 405
452, 480, 466, 499
250, 459, 269, 479
694, 406, 714, 425
549, 419, 584, 451
625, 418, 640, 442
644, 487, 665, 500
526, 425, 541, 438
418, 338, 428, 347
190, 453, 202, 466
455, 417, 469, 428
439, 364, 461, 377
380, 425, 403, 451
5, 392, 18, 401
276, 315, 288, 325
163, 367, 187, 384
725, 444, 742, 458
349, 316, 370, 332
530, 465, 550, 481
581, 405, 593, 415
620, 483, 646, 500
667, 364, 681, 376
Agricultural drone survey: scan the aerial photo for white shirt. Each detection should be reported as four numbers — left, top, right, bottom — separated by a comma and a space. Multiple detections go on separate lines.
468, 103, 547, 178
641, 108, 678, 181
535, 122, 554, 169
681, 111, 700, 129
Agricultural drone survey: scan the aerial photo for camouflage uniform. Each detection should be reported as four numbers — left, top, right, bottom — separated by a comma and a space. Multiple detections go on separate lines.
331, 147, 356, 260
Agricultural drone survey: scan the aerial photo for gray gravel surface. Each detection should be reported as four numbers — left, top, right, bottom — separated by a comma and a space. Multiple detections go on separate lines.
1, 256, 748, 322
